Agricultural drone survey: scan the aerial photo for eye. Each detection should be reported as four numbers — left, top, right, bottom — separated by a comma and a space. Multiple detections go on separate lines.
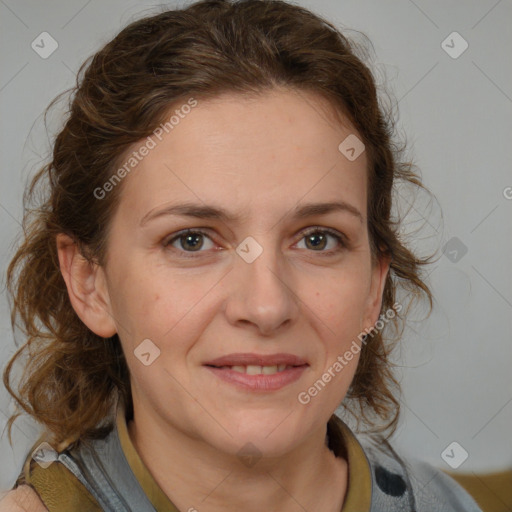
164, 226, 347, 259
296, 227, 346, 253
165, 229, 215, 255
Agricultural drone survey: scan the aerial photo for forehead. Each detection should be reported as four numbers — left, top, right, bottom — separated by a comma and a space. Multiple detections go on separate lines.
113, 88, 368, 224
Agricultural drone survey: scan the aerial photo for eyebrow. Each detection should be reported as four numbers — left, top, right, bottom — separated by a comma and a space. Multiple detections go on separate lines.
139, 200, 364, 227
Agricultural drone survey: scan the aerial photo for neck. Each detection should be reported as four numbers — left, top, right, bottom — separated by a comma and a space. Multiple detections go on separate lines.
127, 412, 347, 512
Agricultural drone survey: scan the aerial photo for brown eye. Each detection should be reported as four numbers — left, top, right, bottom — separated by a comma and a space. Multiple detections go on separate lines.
166, 230, 215, 254
305, 232, 328, 250
297, 228, 346, 253
178, 232, 204, 251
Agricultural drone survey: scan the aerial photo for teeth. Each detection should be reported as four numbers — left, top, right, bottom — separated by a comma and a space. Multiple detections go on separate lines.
246, 365, 263, 375
262, 365, 278, 375
226, 365, 289, 375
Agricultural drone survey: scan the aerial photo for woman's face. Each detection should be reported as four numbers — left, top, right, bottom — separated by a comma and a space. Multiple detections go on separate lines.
98, 89, 388, 457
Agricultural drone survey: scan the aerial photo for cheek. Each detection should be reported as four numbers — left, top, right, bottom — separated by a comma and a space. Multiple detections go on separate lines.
112, 268, 223, 378
108, 257, 206, 333
313, 274, 371, 333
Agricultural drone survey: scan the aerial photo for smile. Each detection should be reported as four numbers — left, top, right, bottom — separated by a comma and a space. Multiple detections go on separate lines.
215, 364, 292, 374
204, 362, 308, 391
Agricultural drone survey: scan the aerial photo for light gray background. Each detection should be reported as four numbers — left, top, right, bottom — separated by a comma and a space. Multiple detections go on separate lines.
1, 0, 511, 492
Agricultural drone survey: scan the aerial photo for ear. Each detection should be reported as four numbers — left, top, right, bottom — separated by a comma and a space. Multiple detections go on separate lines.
362, 252, 391, 330
56, 233, 117, 338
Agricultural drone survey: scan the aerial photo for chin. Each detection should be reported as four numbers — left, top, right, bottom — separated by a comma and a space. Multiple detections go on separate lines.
217, 410, 309, 457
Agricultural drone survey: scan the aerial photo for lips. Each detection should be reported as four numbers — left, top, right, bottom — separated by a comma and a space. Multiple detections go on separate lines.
204, 353, 308, 367
203, 353, 309, 391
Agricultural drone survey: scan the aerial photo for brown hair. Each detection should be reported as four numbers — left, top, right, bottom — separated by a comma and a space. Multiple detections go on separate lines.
3, 0, 432, 449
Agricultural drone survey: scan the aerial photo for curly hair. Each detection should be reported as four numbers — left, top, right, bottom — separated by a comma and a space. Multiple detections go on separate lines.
3, 0, 432, 450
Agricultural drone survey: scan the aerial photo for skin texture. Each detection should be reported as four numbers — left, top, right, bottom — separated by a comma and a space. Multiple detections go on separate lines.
0, 486, 48, 511
56, 88, 389, 512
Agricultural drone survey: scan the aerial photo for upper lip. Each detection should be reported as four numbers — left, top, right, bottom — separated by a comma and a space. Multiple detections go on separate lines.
204, 353, 308, 367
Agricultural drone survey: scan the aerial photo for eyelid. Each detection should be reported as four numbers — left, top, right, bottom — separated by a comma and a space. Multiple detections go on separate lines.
300, 226, 348, 243
297, 226, 348, 253
164, 228, 216, 249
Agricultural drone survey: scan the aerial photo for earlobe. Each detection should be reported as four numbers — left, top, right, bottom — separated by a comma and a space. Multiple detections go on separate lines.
56, 233, 117, 338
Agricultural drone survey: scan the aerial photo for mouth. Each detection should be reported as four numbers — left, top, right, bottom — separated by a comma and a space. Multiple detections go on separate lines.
203, 353, 309, 391
208, 364, 296, 375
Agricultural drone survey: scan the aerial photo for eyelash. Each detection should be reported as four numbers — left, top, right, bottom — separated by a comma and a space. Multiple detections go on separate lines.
163, 227, 347, 259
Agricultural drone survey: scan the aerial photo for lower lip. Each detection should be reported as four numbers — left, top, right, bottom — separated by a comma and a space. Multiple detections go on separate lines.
205, 365, 308, 391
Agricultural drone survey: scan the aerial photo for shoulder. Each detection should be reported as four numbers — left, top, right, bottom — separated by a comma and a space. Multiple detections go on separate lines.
0, 485, 48, 512
358, 436, 483, 511
404, 457, 483, 511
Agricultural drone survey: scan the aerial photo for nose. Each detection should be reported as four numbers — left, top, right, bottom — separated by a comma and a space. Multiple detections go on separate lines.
224, 243, 299, 336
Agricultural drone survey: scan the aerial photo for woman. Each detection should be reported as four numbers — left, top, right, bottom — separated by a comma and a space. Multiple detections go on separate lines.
1, 0, 482, 510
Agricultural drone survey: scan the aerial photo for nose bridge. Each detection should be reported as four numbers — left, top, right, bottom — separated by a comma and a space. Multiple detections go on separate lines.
225, 235, 299, 334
